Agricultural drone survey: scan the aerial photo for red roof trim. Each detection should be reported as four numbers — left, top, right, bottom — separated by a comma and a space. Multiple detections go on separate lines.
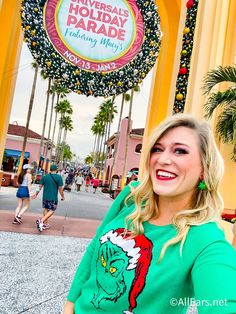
8, 124, 47, 140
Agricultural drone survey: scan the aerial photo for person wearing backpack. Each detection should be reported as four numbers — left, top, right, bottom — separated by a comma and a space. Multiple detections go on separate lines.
32, 164, 65, 232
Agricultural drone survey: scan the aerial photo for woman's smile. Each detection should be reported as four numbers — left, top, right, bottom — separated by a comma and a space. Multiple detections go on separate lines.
156, 169, 177, 180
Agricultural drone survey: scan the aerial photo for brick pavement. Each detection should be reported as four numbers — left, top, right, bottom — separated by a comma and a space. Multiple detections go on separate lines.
0, 209, 100, 238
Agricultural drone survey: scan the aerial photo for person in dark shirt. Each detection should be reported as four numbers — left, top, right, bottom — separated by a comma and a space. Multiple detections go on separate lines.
32, 164, 64, 231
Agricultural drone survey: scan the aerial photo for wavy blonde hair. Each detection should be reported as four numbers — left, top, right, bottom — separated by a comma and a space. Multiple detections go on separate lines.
125, 114, 224, 260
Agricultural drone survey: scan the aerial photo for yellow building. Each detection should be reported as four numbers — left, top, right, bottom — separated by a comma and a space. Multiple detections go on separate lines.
0, 0, 236, 212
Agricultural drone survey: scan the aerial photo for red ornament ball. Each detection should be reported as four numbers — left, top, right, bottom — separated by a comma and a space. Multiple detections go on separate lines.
186, 0, 194, 9
179, 67, 187, 75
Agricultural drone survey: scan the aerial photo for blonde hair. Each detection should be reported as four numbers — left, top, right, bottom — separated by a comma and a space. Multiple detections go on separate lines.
126, 114, 224, 260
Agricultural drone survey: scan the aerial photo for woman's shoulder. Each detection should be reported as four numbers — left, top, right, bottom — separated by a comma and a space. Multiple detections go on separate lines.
185, 222, 229, 252
188, 222, 225, 241
182, 222, 234, 260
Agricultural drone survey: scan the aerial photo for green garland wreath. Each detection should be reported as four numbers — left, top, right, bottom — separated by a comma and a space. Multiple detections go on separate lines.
21, 0, 161, 97
174, 0, 199, 113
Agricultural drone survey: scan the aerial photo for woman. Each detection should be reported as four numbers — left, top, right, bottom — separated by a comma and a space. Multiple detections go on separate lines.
85, 175, 91, 192
63, 114, 236, 314
12, 164, 32, 224
92, 177, 99, 194
75, 173, 84, 192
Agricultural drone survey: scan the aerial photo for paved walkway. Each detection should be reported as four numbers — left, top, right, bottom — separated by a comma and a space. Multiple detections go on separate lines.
0, 231, 90, 314
0, 209, 100, 314
0, 209, 100, 238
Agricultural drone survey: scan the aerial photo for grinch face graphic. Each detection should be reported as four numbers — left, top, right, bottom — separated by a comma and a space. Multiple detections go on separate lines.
91, 228, 153, 314
92, 241, 129, 308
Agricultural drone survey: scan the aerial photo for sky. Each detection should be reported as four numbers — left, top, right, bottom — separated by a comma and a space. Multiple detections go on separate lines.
10, 43, 153, 160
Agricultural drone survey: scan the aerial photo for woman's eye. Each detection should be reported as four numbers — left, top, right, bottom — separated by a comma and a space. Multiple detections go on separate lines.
175, 148, 188, 154
151, 147, 162, 153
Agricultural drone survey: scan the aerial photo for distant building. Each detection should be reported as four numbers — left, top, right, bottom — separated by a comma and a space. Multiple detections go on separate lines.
104, 118, 143, 187
3, 123, 47, 172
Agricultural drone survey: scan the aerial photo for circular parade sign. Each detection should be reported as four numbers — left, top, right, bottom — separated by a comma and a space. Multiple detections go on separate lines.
21, 0, 161, 97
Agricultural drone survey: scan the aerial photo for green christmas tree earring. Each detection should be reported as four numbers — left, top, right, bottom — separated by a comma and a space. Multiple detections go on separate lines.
198, 180, 207, 190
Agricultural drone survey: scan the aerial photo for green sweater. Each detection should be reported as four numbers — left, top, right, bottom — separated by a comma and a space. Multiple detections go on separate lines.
67, 184, 236, 314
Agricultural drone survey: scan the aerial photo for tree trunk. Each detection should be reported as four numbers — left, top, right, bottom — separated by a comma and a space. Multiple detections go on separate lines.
49, 93, 60, 162
43, 87, 55, 172
93, 133, 97, 156
60, 129, 67, 163
17, 64, 39, 175
117, 94, 125, 135
122, 88, 134, 187
100, 121, 109, 179
108, 93, 125, 186
47, 87, 55, 141
95, 134, 101, 166
39, 78, 52, 169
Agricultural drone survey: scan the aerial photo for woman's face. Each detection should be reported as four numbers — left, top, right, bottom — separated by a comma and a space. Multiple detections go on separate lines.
149, 126, 203, 203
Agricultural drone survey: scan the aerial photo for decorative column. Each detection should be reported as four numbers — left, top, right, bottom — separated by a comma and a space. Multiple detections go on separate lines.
0, 0, 22, 185
139, 0, 185, 178
184, 0, 236, 209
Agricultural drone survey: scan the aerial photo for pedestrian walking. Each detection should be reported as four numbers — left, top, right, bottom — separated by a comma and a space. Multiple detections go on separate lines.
75, 173, 84, 192
12, 164, 33, 224
92, 178, 99, 194
64, 169, 75, 192
85, 175, 90, 192
32, 164, 64, 232
63, 114, 236, 314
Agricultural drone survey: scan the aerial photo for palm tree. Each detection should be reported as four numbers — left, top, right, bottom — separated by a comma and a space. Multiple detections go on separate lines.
122, 88, 135, 186
54, 99, 73, 162
61, 115, 73, 143
91, 114, 106, 167
59, 115, 73, 164
63, 144, 73, 160
18, 63, 39, 174
84, 154, 93, 165
57, 142, 73, 161
99, 97, 117, 177
50, 84, 69, 151
48, 83, 69, 163
203, 65, 236, 161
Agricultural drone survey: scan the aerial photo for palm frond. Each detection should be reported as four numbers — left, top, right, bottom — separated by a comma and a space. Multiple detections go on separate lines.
202, 65, 236, 94
232, 144, 236, 162
204, 92, 226, 119
216, 104, 236, 143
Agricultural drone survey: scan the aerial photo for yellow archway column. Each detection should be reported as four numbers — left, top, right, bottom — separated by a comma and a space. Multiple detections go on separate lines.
139, 0, 185, 179
218, 0, 236, 209
0, 0, 23, 185
184, 0, 236, 209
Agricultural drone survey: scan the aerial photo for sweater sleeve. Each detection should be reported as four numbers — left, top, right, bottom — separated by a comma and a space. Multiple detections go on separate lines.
67, 183, 134, 302
191, 240, 236, 313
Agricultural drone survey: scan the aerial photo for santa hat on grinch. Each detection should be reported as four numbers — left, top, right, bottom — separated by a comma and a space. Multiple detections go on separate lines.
100, 228, 153, 314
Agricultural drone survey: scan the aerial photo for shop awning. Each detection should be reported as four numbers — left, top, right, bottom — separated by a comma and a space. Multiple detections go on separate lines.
5, 149, 30, 158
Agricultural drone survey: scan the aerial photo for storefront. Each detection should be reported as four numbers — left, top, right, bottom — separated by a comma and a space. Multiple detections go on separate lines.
2, 149, 30, 172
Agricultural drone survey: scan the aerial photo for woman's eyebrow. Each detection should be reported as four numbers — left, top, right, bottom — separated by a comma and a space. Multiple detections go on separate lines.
154, 141, 190, 148
174, 142, 190, 148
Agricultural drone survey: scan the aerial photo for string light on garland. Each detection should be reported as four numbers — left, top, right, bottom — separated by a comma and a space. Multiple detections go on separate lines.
21, 0, 162, 97
173, 0, 199, 113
